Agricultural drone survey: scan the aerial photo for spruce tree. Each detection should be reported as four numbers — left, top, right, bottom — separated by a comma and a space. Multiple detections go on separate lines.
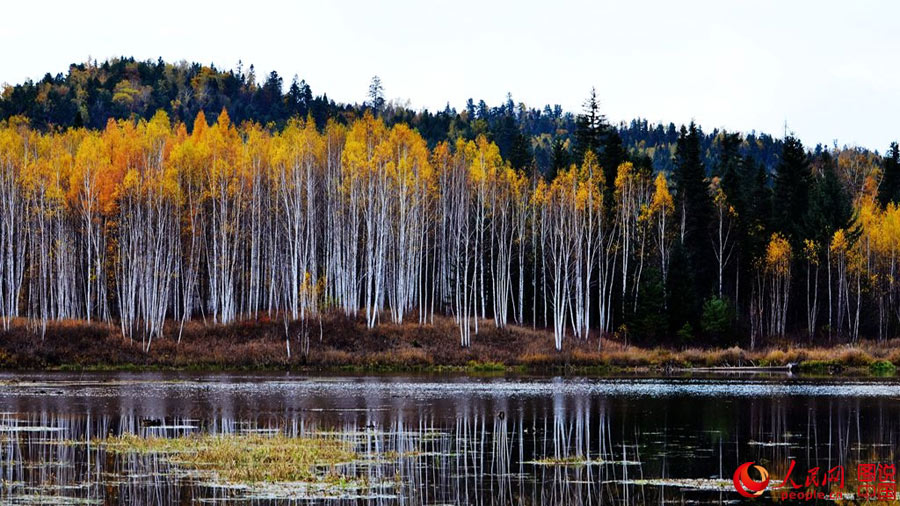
773, 135, 812, 245
808, 151, 852, 245
368, 75, 385, 116
666, 241, 698, 337
572, 88, 606, 165
744, 157, 772, 255
508, 129, 533, 174
878, 142, 900, 206
718, 131, 743, 216
600, 128, 625, 190
548, 138, 570, 181
673, 122, 715, 307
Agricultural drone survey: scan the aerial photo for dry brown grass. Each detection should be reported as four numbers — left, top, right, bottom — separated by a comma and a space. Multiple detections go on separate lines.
0, 314, 898, 371
102, 433, 356, 484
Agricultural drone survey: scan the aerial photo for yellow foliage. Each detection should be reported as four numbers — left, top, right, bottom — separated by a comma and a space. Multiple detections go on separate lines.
649, 172, 673, 216
765, 233, 792, 275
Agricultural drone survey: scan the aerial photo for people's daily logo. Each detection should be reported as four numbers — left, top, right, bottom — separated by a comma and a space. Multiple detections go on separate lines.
733, 462, 770, 498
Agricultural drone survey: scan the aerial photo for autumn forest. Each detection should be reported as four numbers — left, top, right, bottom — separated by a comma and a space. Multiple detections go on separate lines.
0, 58, 898, 356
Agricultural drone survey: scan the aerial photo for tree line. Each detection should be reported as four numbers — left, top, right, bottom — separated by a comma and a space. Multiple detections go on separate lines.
0, 99, 898, 353
0, 58, 787, 177
2, 58, 900, 352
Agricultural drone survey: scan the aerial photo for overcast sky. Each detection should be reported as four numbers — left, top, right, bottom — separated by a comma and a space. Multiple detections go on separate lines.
2, 0, 897, 150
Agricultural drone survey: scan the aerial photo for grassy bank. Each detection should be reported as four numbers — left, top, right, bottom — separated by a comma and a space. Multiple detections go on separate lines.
0, 315, 898, 375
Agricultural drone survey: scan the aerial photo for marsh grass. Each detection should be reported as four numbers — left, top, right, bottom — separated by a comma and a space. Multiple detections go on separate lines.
527, 455, 592, 466
1, 314, 899, 375
101, 433, 357, 484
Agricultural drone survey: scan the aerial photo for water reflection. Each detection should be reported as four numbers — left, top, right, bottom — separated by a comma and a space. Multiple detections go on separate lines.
0, 374, 897, 504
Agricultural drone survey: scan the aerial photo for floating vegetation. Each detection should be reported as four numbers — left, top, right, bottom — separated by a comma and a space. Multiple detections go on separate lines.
525, 456, 642, 466
747, 440, 793, 447
1, 495, 103, 505
0, 374, 898, 504
623, 478, 733, 491
239, 480, 399, 501
0, 425, 66, 432
100, 433, 357, 484
526, 455, 595, 466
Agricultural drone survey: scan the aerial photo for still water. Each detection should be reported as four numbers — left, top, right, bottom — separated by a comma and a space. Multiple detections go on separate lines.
0, 372, 897, 504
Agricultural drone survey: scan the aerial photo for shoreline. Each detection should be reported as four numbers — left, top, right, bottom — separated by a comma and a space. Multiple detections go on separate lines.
9, 363, 894, 378
0, 315, 897, 377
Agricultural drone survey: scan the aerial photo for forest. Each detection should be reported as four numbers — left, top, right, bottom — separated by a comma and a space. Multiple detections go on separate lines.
0, 57, 898, 355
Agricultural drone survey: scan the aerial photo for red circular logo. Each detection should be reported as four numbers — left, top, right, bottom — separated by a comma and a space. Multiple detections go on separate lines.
733, 462, 770, 498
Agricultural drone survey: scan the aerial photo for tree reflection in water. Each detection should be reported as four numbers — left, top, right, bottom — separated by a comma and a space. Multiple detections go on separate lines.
0, 375, 897, 504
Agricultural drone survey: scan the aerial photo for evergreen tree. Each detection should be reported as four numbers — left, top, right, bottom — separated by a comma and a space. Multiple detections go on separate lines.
286, 76, 308, 118
477, 100, 489, 119
256, 71, 285, 124
600, 127, 625, 189
701, 297, 734, 344
673, 122, 714, 300
465, 98, 476, 118
666, 242, 698, 336
744, 157, 772, 255
808, 151, 853, 244
496, 114, 532, 171
368, 75, 385, 115
572, 88, 607, 164
878, 142, 900, 206
508, 129, 533, 174
548, 138, 570, 180
718, 131, 743, 215
773, 135, 812, 245
630, 268, 667, 344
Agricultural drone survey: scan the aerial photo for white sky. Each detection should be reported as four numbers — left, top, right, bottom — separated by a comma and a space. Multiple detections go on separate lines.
2, 0, 898, 150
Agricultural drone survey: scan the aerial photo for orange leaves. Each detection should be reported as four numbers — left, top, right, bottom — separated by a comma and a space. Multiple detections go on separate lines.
192, 111, 208, 138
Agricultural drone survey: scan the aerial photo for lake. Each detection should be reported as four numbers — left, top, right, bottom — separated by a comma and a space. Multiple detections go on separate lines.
0, 372, 897, 504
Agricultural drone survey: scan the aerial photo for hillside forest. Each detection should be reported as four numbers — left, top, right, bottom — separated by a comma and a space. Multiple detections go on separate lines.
1, 58, 898, 353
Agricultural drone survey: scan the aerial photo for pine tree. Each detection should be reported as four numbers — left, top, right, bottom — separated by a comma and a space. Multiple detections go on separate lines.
878, 142, 900, 206
773, 135, 812, 245
673, 122, 714, 300
368, 76, 385, 116
572, 88, 606, 165
808, 151, 852, 244
718, 131, 743, 216
600, 128, 625, 192
286, 76, 311, 118
548, 138, 570, 180
666, 241, 698, 337
630, 268, 667, 344
508, 130, 533, 174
